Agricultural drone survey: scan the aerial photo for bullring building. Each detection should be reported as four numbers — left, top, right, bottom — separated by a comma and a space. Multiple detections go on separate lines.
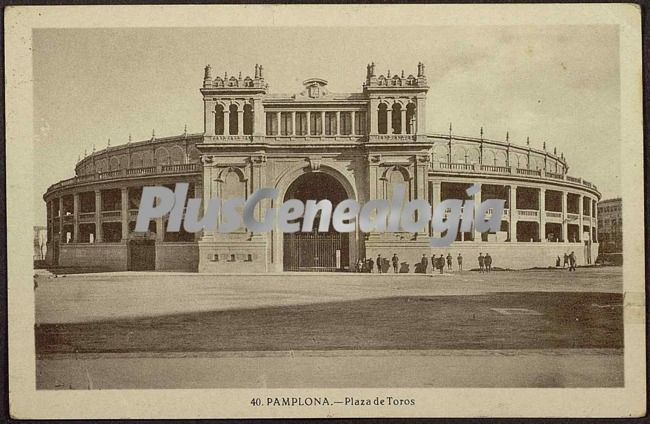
43, 63, 600, 272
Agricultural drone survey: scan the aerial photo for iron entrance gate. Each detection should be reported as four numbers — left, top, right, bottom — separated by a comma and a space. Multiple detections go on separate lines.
283, 231, 348, 272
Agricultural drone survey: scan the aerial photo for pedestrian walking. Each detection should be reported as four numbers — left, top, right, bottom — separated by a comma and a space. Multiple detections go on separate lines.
438, 254, 445, 274
430, 254, 437, 274
485, 253, 492, 273
446, 253, 453, 271
391, 253, 399, 273
420, 254, 428, 274
367, 257, 374, 273
478, 253, 485, 273
457, 253, 463, 271
376, 254, 383, 274
563, 253, 569, 269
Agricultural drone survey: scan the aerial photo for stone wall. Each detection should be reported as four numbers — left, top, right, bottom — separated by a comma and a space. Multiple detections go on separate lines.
198, 239, 268, 273
58, 243, 128, 271
155, 242, 199, 272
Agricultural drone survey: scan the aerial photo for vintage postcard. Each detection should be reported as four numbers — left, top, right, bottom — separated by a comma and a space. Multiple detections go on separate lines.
5, 4, 645, 419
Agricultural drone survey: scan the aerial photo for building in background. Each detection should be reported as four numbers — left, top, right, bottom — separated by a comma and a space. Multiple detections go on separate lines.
597, 198, 622, 259
43, 63, 601, 272
33, 225, 47, 262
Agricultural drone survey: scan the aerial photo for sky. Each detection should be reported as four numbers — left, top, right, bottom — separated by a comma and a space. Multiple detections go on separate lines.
33, 25, 620, 225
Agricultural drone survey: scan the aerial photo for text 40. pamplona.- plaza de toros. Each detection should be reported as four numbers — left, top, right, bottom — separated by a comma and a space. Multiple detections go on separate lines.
43, 63, 601, 273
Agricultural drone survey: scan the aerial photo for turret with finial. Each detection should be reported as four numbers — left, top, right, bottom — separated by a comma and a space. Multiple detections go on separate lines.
526, 136, 530, 147
255, 64, 259, 79
506, 131, 510, 144
151, 129, 156, 141
107, 138, 111, 148
480, 126, 484, 141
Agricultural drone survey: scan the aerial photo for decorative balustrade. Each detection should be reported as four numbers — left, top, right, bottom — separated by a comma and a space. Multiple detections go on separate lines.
101, 210, 121, 219
79, 212, 95, 223
127, 166, 157, 176
480, 164, 511, 173
430, 161, 595, 191
517, 209, 539, 218
516, 168, 541, 177
47, 163, 201, 193
567, 213, 579, 221
546, 211, 563, 219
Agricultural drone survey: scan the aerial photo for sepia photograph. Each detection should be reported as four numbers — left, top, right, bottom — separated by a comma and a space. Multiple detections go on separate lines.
6, 4, 645, 419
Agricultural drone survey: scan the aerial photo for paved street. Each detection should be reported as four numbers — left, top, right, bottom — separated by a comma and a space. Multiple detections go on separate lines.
34, 267, 623, 388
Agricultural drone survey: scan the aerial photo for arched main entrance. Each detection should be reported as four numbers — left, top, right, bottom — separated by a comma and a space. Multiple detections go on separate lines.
282, 172, 350, 272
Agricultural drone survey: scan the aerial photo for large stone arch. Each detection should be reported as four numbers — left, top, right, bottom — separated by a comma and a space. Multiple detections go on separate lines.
271, 163, 359, 272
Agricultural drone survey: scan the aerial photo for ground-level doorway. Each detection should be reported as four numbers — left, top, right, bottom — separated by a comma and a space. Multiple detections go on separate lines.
128, 239, 156, 271
282, 172, 351, 272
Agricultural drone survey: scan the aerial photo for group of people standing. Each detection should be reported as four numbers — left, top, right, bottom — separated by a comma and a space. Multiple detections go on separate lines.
556, 251, 577, 271
355, 252, 498, 274
477, 252, 493, 273
419, 253, 463, 274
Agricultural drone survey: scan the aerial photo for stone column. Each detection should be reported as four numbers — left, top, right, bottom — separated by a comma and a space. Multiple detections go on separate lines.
94, 190, 103, 242
369, 99, 379, 135
223, 110, 230, 135
204, 99, 216, 136
401, 108, 407, 134
474, 187, 481, 241
156, 217, 165, 242
335, 111, 340, 136
578, 194, 584, 242
351, 111, 356, 135
306, 112, 311, 135
431, 181, 442, 238
416, 95, 426, 134
386, 107, 393, 134
539, 188, 546, 242
276, 112, 281, 135
194, 180, 203, 241
253, 99, 265, 136
73, 193, 80, 242
593, 199, 598, 242
58, 197, 64, 243
291, 111, 296, 136
509, 185, 517, 242
562, 192, 568, 242
121, 187, 129, 240
320, 111, 326, 135
237, 110, 244, 135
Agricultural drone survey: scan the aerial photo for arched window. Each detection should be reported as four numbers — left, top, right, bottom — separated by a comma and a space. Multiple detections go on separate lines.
155, 147, 170, 166
109, 157, 120, 171
215, 104, 225, 135
406, 103, 416, 134
187, 146, 200, 163
495, 151, 507, 167
391, 103, 402, 134
378, 103, 388, 134
143, 151, 154, 167
169, 145, 185, 164
467, 148, 480, 164
243, 104, 254, 135
229, 104, 238, 135
131, 153, 143, 168
483, 150, 496, 166
385, 167, 410, 201
119, 155, 129, 169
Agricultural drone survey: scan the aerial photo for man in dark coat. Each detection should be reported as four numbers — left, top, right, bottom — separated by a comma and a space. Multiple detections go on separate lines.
446, 253, 453, 271
376, 254, 383, 274
484, 253, 492, 273
438, 254, 445, 274
568, 251, 576, 271
367, 257, 374, 273
420, 254, 428, 274
391, 253, 399, 273
457, 253, 463, 271
563, 253, 569, 268
478, 253, 485, 273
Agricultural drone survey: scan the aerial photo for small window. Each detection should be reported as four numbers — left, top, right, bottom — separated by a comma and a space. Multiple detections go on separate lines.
229, 254, 236, 262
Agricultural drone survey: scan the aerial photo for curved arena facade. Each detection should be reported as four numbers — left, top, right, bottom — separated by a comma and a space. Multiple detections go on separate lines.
44, 63, 600, 272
